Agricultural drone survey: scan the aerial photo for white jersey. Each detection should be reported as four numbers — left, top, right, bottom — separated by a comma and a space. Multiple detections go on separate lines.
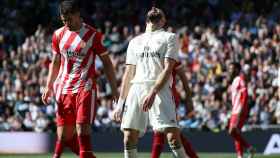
126, 29, 179, 85
122, 29, 179, 133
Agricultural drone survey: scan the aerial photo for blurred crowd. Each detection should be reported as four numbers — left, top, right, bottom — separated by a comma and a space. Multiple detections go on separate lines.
0, 0, 280, 132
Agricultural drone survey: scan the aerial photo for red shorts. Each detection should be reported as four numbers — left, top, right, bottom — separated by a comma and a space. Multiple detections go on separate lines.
56, 89, 97, 126
229, 114, 247, 129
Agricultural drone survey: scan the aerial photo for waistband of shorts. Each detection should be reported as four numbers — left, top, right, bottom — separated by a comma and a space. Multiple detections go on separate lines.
130, 80, 156, 84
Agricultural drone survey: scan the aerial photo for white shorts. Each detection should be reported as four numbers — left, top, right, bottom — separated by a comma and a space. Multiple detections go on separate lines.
121, 83, 178, 135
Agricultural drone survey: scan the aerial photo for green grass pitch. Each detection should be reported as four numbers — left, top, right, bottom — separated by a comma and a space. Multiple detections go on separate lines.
0, 153, 279, 158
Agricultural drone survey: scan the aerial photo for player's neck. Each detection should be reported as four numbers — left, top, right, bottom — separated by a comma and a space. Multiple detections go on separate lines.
73, 23, 82, 32
145, 23, 162, 32
69, 19, 83, 32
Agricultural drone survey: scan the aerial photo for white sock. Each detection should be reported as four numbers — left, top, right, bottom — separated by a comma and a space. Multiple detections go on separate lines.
171, 146, 187, 158
124, 148, 137, 158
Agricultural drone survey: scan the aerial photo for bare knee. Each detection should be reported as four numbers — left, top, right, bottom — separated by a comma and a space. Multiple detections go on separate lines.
57, 125, 76, 142
165, 128, 181, 149
123, 129, 139, 148
76, 123, 91, 136
228, 127, 236, 135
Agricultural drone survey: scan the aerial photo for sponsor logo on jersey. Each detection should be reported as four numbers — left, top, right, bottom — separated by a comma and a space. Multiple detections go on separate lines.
66, 50, 84, 58
137, 46, 161, 58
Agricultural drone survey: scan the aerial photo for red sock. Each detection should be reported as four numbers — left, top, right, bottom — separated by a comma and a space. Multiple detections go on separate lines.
234, 140, 243, 157
180, 134, 199, 158
53, 140, 64, 158
151, 132, 165, 158
231, 131, 251, 156
66, 134, 80, 156
78, 135, 95, 158
231, 131, 250, 149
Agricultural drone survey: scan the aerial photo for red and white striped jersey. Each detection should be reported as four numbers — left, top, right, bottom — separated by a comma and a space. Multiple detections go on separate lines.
52, 23, 107, 99
230, 74, 248, 115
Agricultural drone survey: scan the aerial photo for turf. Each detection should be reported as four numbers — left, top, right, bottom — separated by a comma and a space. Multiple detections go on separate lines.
0, 153, 279, 158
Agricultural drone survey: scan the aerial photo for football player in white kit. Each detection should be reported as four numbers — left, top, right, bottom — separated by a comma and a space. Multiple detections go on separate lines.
112, 7, 187, 158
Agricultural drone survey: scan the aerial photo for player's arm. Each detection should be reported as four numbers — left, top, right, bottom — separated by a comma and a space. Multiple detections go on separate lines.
175, 65, 194, 116
46, 54, 61, 88
42, 53, 61, 105
113, 64, 136, 122
142, 58, 176, 112
112, 38, 136, 122
42, 33, 61, 105
93, 31, 118, 99
119, 65, 136, 100
99, 53, 118, 99
142, 34, 179, 111
154, 59, 176, 94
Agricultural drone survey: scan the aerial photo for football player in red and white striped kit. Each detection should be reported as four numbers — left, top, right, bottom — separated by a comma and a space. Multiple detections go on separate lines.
228, 62, 255, 158
41, 1, 117, 158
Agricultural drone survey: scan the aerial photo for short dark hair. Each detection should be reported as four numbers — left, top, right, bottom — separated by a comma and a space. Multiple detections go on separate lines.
59, 0, 80, 15
231, 62, 241, 73
146, 7, 165, 23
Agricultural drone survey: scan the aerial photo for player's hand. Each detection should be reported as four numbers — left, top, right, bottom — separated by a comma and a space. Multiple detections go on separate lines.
111, 99, 125, 122
112, 107, 123, 122
41, 87, 53, 105
142, 90, 156, 112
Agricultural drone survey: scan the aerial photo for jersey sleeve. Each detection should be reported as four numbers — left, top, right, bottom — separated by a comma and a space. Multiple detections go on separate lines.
125, 40, 136, 65
165, 34, 179, 61
93, 32, 107, 56
52, 33, 60, 55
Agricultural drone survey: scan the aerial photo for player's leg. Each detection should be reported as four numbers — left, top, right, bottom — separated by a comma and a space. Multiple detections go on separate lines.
53, 126, 64, 158
151, 131, 165, 158
65, 130, 80, 155
180, 133, 199, 158
151, 87, 187, 158
228, 115, 244, 158
121, 84, 148, 158
53, 95, 78, 158
76, 89, 97, 158
123, 129, 139, 158
165, 127, 187, 158
76, 123, 94, 158
228, 115, 251, 158
58, 125, 79, 155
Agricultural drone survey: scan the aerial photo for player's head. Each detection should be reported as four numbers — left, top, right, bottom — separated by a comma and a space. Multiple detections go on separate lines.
146, 7, 166, 29
229, 62, 241, 80
59, 0, 81, 30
